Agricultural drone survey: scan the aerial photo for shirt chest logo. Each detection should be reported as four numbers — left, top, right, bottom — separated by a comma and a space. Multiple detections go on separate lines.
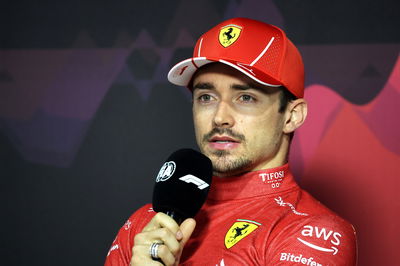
224, 219, 261, 249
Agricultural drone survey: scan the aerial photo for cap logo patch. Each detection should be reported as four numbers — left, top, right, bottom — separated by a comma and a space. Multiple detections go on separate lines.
219, 25, 242, 48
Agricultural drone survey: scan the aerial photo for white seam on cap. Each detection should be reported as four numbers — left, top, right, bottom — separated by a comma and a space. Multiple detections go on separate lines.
250, 37, 275, 66
219, 59, 281, 87
197, 38, 203, 57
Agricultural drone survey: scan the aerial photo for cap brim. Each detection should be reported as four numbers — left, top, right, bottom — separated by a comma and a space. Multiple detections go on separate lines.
167, 57, 282, 88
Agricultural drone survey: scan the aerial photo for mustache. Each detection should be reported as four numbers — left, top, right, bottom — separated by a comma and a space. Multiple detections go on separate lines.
202, 128, 246, 142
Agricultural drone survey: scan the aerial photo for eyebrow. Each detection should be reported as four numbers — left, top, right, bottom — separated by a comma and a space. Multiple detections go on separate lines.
193, 82, 255, 91
231, 84, 252, 90
192, 82, 215, 90
232, 83, 277, 94
193, 81, 279, 94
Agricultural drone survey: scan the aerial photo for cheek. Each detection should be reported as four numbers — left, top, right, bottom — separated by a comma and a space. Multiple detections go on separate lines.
193, 109, 209, 138
242, 115, 283, 145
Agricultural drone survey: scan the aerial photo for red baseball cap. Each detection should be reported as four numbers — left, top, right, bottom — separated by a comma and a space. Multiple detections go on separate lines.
167, 17, 304, 98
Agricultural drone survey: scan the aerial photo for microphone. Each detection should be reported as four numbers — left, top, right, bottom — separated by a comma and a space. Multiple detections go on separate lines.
152, 149, 213, 224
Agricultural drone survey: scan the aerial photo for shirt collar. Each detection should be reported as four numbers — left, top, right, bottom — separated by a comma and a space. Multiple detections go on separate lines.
207, 164, 298, 201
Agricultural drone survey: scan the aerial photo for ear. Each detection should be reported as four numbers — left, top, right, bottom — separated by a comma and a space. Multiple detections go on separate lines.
283, 98, 308, 134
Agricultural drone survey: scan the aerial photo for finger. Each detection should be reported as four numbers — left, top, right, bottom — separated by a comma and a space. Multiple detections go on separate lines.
131, 243, 176, 266
134, 228, 181, 256
142, 212, 180, 234
167, 219, 197, 265
179, 218, 196, 246
156, 243, 177, 266
154, 227, 182, 255
130, 244, 165, 266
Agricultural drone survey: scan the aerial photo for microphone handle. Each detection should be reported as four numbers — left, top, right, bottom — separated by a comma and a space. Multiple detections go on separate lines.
164, 210, 184, 225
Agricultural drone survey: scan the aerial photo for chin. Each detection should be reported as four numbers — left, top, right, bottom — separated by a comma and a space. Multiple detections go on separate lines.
211, 155, 253, 176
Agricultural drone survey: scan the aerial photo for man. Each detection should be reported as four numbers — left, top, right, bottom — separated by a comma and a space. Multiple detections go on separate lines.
105, 18, 357, 265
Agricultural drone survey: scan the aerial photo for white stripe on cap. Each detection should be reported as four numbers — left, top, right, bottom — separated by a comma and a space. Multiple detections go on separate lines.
219, 59, 281, 87
250, 37, 275, 66
197, 38, 204, 57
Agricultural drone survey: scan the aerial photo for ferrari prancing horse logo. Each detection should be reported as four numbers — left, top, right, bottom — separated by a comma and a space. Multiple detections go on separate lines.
219, 25, 242, 47
224, 219, 261, 249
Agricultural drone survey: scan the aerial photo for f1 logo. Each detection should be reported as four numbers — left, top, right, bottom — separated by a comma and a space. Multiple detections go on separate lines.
179, 175, 209, 190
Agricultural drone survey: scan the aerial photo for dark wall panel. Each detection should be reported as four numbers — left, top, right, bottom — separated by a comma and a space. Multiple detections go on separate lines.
1, 1, 399, 265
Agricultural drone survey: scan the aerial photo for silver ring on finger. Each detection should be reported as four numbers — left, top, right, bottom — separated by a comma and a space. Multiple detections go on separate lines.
149, 242, 162, 260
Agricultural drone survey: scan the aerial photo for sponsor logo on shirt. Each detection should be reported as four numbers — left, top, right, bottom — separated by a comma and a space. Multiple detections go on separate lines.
259, 170, 284, 189
274, 196, 309, 216
297, 225, 342, 255
224, 219, 261, 249
280, 252, 322, 266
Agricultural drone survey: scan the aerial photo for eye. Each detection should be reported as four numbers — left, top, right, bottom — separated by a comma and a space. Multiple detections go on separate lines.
239, 94, 256, 102
198, 94, 213, 102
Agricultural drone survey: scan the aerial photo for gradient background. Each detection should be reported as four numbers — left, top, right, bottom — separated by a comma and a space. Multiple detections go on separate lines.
1, 0, 399, 265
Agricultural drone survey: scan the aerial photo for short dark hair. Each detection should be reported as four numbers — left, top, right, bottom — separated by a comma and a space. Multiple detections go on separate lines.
278, 87, 297, 113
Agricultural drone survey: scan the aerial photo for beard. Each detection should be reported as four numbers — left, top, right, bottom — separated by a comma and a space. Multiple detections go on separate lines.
200, 128, 252, 177
208, 149, 253, 177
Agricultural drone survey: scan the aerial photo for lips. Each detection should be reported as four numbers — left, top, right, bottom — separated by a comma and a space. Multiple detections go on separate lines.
208, 135, 240, 150
210, 136, 239, 142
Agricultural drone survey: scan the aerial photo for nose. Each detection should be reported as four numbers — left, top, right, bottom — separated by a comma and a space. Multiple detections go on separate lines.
213, 100, 234, 128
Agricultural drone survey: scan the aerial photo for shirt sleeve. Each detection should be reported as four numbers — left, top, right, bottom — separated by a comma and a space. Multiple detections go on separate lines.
264, 214, 357, 265
104, 204, 155, 266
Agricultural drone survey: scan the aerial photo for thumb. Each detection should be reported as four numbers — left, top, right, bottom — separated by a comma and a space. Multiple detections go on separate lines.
173, 219, 196, 266
178, 218, 196, 246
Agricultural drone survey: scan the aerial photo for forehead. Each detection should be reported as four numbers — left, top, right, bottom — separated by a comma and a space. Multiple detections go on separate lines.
191, 63, 280, 94
192, 63, 252, 85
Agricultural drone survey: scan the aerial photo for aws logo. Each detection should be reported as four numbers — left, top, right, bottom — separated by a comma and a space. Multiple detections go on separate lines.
297, 225, 342, 255
224, 219, 261, 249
